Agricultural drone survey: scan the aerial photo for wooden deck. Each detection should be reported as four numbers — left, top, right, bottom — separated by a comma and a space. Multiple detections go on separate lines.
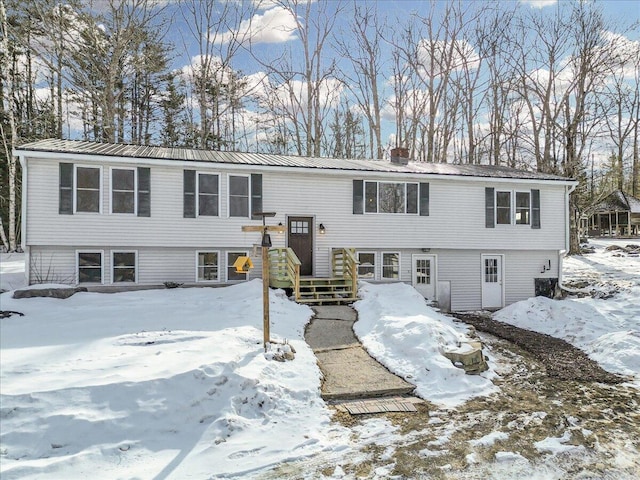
268, 247, 359, 305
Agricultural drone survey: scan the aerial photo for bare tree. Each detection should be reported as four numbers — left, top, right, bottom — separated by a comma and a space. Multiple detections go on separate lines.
334, 2, 385, 159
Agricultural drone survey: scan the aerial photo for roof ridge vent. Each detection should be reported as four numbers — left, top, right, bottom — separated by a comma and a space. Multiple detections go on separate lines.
390, 147, 410, 165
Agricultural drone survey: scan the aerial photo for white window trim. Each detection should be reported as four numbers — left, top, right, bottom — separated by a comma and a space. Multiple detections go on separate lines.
196, 171, 220, 217
73, 165, 103, 214
111, 250, 138, 284
195, 250, 221, 283
227, 174, 251, 218
76, 250, 104, 285
381, 251, 401, 281
357, 251, 377, 280
515, 190, 532, 226
109, 166, 137, 215
364, 180, 419, 215
226, 250, 249, 282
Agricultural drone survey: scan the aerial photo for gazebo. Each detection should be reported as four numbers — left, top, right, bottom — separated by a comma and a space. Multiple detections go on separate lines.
582, 190, 640, 237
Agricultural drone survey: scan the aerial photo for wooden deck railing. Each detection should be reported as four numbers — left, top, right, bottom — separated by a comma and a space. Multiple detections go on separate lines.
268, 247, 301, 300
331, 248, 359, 298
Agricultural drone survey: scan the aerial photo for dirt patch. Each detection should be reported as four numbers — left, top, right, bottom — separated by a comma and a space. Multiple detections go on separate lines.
455, 313, 625, 384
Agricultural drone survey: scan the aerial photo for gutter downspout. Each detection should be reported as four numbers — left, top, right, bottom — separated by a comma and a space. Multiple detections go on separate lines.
18, 153, 29, 286
558, 182, 580, 295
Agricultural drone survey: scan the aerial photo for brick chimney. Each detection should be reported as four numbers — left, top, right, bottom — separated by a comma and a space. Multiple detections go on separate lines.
390, 147, 410, 165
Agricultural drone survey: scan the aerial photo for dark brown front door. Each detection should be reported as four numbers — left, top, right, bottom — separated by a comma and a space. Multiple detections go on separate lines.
287, 216, 313, 276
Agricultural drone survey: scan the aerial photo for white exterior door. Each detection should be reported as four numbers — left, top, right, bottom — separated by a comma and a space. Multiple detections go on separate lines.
481, 254, 504, 309
412, 255, 436, 300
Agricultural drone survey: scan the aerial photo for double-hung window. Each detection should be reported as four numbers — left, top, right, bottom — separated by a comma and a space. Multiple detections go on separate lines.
77, 251, 103, 284
515, 191, 531, 225
357, 252, 376, 279
496, 191, 511, 225
229, 175, 250, 217
111, 168, 136, 214
197, 251, 219, 282
227, 252, 248, 281
112, 251, 137, 283
75, 166, 101, 213
198, 173, 219, 216
382, 252, 400, 280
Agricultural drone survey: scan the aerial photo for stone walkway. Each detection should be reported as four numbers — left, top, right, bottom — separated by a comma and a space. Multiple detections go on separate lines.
305, 306, 415, 400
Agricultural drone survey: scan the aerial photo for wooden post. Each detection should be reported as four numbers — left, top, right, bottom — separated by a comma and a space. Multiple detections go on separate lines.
262, 244, 270, 351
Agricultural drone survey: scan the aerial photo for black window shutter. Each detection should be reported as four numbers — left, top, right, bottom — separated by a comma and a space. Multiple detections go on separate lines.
531, 189, 541, 229
353, 180, 363, 214
183, 170, 196, 218
137, 167, 151, 217
419, 183, 429, 216
59, 163, 74, 214
485, 187, 495, 228
251, 173, 262, 219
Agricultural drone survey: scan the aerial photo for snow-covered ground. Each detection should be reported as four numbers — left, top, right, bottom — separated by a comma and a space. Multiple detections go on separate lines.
1, 237, 639, 479
495, 238, 640, 384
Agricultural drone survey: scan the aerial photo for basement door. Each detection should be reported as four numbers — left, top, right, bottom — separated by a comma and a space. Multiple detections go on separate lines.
481, 254, 504, 309
287, 216, 313, 276
412, 254, 436, 300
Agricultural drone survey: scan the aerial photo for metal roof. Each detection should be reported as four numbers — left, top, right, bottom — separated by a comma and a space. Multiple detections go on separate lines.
591, 190, 640, 213
15, 138, 573, 182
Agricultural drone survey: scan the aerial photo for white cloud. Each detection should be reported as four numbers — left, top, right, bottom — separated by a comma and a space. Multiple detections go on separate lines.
520, 0, 558, 8
212, 6, 298, 45
416, 39, 480, 76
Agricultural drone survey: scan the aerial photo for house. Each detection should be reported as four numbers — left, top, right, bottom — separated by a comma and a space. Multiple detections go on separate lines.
581, 190, 640, 237
15, 139, 577, 311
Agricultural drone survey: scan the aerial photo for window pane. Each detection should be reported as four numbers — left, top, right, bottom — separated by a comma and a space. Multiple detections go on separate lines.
406, 184, 418, 214
113, 267, 135, 282
227, 252, 247, 280
77, 167, 100, 189
382, 253, 399, 279
199, 195, 219, 216
113, 252, 135, 266
199, 174, 218, 194
416, 259, 430, 284
113, 169, 135, 190
79, 267, 102, 283
365, 182, 377, 213
79, 252, 101, 267
112, 191, 134, 213
229, 196, 249, 217
229, 176, 249, 195
379, 183, 405, 213
77, 190, 100, 212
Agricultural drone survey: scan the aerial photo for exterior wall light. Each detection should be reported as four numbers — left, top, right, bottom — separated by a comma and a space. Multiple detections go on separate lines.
319, 223, 326, 234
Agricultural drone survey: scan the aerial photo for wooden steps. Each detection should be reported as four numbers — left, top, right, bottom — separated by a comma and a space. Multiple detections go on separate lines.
297, 277, 358, 305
